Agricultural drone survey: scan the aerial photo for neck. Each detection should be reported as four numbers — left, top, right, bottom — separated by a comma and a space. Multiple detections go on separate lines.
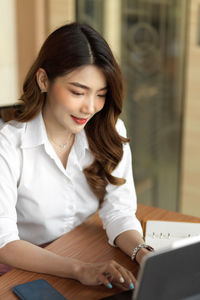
42, 109, 75, 147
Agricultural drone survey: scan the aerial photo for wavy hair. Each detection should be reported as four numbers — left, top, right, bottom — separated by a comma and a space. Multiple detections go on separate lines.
1, 22, 129, 201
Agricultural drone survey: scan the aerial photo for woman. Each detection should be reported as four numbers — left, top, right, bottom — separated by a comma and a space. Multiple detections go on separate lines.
0, 22, 153, 290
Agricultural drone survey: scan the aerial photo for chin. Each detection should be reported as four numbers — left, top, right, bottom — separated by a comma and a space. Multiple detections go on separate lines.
69, 124, 85, 134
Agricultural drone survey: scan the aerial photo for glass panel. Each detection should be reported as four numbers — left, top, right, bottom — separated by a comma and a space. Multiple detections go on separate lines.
76, 0, 104, 32
76, 0, 188, 211
121, 0, 188, 210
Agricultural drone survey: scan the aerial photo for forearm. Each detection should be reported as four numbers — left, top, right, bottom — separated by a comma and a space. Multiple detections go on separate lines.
0, 240, 136, 289
114, 230, 150, 265
0, 240, 81, 279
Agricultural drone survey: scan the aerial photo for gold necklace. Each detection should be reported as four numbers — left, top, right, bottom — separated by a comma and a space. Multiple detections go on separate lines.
48, 134, 74, 151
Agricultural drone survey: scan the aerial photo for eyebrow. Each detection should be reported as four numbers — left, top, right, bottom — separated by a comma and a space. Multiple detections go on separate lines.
68, 82, 108, 92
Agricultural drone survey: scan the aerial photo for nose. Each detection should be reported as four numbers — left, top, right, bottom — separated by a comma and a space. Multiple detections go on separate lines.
81, 96, 95, 115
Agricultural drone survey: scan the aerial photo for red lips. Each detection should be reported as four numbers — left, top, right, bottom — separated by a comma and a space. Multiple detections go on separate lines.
71, 115, 88, 125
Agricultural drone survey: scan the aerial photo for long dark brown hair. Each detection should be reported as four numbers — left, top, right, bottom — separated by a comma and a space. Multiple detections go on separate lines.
1, 22, 129, 201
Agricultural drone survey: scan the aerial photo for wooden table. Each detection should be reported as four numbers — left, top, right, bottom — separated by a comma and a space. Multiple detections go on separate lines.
0, 204, 200, 300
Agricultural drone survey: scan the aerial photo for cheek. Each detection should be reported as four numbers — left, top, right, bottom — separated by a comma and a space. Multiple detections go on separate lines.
52, 88, 75, 110
95, 99, 106, 112
53, 87, 69, 105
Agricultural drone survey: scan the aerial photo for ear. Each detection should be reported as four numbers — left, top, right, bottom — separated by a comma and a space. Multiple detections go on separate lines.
36, 68, 49, 93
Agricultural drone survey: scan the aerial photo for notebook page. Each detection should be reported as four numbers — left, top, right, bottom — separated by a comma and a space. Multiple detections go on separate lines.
144, 220, 200, 250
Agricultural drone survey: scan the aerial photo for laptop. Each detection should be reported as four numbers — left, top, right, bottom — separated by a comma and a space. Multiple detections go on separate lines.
100, 235, 200, 300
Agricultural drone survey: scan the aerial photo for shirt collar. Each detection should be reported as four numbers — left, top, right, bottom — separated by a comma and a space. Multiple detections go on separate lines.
21, 112, 48, 148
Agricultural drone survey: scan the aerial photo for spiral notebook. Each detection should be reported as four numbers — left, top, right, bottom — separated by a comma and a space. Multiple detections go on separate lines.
143, 220, 200, 250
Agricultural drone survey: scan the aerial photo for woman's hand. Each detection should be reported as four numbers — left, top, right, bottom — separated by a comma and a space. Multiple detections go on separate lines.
76, 260, 135, 290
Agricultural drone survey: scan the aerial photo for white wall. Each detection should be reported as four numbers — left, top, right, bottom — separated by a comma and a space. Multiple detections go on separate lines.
0, 0, 18, 106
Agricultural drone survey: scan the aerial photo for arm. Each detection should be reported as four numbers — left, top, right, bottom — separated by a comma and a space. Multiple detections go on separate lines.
0, 239, 135, 290
99, 120, 152, 265
0, 240, 79, 278
115, 230, 150, 265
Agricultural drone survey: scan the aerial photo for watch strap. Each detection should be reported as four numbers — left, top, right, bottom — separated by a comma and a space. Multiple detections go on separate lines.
131, 244, 154, 262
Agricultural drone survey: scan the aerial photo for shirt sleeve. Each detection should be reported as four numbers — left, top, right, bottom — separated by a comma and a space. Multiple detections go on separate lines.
0, 128, 20, 248
98, 119, 143, 246
0, 118, 4, 126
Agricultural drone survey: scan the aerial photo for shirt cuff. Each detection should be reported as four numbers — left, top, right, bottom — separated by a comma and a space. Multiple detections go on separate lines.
105, 216, 143, 246
0, 217, 20, 248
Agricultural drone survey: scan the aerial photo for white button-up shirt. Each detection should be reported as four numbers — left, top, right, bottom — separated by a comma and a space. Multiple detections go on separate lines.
0, 112, 142, 249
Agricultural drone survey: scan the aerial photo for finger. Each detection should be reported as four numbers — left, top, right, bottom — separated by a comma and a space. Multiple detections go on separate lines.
105, 263, 129, 287
113, 265, 136, 290
101, 261, 135, 290
103, 271, 113, 282
98, 274, 113, 289
122, 270, 135, 290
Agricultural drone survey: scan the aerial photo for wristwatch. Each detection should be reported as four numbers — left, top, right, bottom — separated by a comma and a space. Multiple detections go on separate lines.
131, 244, 154, 262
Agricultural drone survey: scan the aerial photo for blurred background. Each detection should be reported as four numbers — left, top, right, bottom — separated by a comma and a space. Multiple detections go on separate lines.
0, 0, 199, 217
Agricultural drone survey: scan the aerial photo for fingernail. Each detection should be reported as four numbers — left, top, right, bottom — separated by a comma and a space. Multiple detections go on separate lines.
130, 283, 134, 290
119, 277, 125, 283
107, 283, 113, 289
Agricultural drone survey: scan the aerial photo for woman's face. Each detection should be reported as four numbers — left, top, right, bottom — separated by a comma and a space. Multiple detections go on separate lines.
42, 65, 107, 134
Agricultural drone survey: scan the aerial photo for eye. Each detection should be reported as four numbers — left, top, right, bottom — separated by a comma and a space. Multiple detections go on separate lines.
97, 94, 107, 98
71, 90, 84, 96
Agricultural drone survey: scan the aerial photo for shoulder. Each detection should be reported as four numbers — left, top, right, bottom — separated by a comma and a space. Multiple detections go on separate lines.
0, 119, 26, 148
0, 118, 4, 126
115, 118, 127, 137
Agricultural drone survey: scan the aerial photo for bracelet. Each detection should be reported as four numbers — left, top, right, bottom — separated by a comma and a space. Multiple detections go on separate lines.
131, 244, 154, 262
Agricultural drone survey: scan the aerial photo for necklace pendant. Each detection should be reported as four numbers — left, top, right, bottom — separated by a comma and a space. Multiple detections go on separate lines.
59, 144, 67, 150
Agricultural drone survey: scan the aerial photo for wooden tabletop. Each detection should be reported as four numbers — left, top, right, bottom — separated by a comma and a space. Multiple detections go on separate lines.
0, 204, 200, 300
